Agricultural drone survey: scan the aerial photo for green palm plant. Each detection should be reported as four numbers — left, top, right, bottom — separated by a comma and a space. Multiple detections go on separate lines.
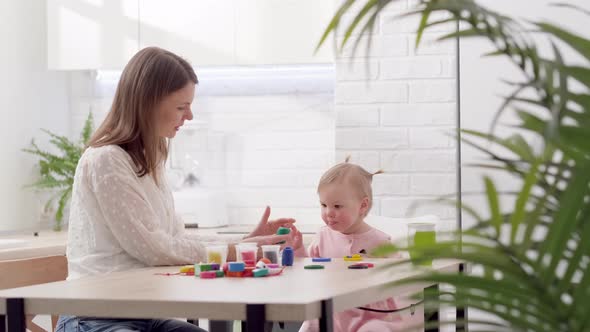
319, 0, 590, 331
23, 113, 94, 231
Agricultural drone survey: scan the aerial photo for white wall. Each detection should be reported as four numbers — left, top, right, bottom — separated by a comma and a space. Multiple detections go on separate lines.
460, 0, 589, 227
0, 0, 70, 232
459, 0, 588, 328
334, 0, 459, 232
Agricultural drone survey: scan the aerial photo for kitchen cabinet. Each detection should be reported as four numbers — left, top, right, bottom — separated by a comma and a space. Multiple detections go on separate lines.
140, 0, 334, 66
47, 0, 334, 69
138, 0, 235, 66
47, 0, 139, 70
234, 0, 335, 65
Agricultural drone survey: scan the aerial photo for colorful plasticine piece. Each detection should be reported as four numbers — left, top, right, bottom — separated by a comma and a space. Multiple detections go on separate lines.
275, 227, 291, 244
228, 262, 246, 272
348, 264, 368, 269
276, 227, 291, 235
253, 268, 269, 277
343, 254, 363, 261
199, 264, 213, 272
256, 260, 268, 269
226, 271, 244, 278
282, 246, 294, 266
200, 271, 217, 279
243, 267, 255, 278
312, 257, 332, 262
179, 265, 195, 274
304, 264, 325, 270
348, 262, 375, 269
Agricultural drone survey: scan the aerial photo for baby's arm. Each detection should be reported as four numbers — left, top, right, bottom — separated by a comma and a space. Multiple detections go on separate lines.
304, 233, 322, 258
292, 227, 308, 257
295, 231, 323, 258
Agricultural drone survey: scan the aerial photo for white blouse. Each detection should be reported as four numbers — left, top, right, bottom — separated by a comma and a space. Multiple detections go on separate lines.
66, 145, 241, 280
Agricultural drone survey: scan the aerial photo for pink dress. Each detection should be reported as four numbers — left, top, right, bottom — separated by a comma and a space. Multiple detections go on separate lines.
298, 226, 404, 332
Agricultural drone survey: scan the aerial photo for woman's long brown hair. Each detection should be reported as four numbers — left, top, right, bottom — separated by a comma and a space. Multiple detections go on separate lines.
88, 47, 198, 185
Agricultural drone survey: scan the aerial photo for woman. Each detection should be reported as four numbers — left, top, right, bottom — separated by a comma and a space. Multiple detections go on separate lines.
56, 47, 301, 332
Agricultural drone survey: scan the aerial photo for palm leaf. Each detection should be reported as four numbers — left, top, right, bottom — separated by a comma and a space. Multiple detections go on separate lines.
534, 22, 590, 63
320, 0, 590, 330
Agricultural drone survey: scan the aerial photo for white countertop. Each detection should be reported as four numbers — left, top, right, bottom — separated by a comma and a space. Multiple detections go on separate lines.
0, 231, 67, 261
0, 224, 320, 261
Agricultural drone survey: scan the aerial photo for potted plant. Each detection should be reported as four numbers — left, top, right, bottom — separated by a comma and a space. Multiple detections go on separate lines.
320, 0, 590, 330
23, 113, 94, 231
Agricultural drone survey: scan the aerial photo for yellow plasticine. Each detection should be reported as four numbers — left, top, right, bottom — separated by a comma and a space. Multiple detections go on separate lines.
179, 265, 195, 273
344, 257, 362, 261
343, 254, 363, 261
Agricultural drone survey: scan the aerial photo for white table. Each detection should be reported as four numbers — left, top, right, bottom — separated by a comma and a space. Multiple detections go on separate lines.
0, 258, 462, 332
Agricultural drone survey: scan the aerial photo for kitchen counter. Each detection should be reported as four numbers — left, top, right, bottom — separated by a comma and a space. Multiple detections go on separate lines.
0, 231, 67, 261
0, 224, 320, 261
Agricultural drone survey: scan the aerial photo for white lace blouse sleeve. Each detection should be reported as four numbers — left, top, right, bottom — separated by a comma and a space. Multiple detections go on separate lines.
88, 148, 214, 266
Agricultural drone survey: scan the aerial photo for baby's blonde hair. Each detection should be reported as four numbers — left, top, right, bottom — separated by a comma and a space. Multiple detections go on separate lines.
317, 156, 383, 216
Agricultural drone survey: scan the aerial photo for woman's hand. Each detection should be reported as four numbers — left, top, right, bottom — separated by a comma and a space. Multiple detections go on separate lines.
242, 224, 303, 248
241, 234, 291, 247
244, 206, 296, 239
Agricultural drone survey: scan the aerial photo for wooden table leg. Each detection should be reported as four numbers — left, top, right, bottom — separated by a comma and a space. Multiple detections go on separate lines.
425, 285, 440, 332
7, 298, 25, 332
319, 299, 333, 332
245, 304, 265, 332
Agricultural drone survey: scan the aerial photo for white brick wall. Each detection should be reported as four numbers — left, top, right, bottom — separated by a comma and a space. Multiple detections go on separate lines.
334, 0, 458, 233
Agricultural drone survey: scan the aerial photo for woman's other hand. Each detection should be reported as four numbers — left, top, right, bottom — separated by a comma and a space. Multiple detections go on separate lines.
241, 234, 292, 248
245, 206, 295, 239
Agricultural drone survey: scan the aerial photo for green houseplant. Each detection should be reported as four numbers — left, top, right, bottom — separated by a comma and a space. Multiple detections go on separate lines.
320, 0, 590, 331
23, 113, 94, 231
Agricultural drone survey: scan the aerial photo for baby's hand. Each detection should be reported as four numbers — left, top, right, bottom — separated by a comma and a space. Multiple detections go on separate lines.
290, 225, 303, 250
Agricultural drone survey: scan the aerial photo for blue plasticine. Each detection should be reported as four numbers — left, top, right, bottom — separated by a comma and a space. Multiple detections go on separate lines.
312, 257, 332, 262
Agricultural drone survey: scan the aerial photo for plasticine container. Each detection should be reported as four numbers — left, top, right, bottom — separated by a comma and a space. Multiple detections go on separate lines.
206, 244, 228, 264
261, 244, 280, 264
236, 243, 258, 262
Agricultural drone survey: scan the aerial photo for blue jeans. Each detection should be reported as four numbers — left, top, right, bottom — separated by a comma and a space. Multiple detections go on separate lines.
55, 316, 206, 332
